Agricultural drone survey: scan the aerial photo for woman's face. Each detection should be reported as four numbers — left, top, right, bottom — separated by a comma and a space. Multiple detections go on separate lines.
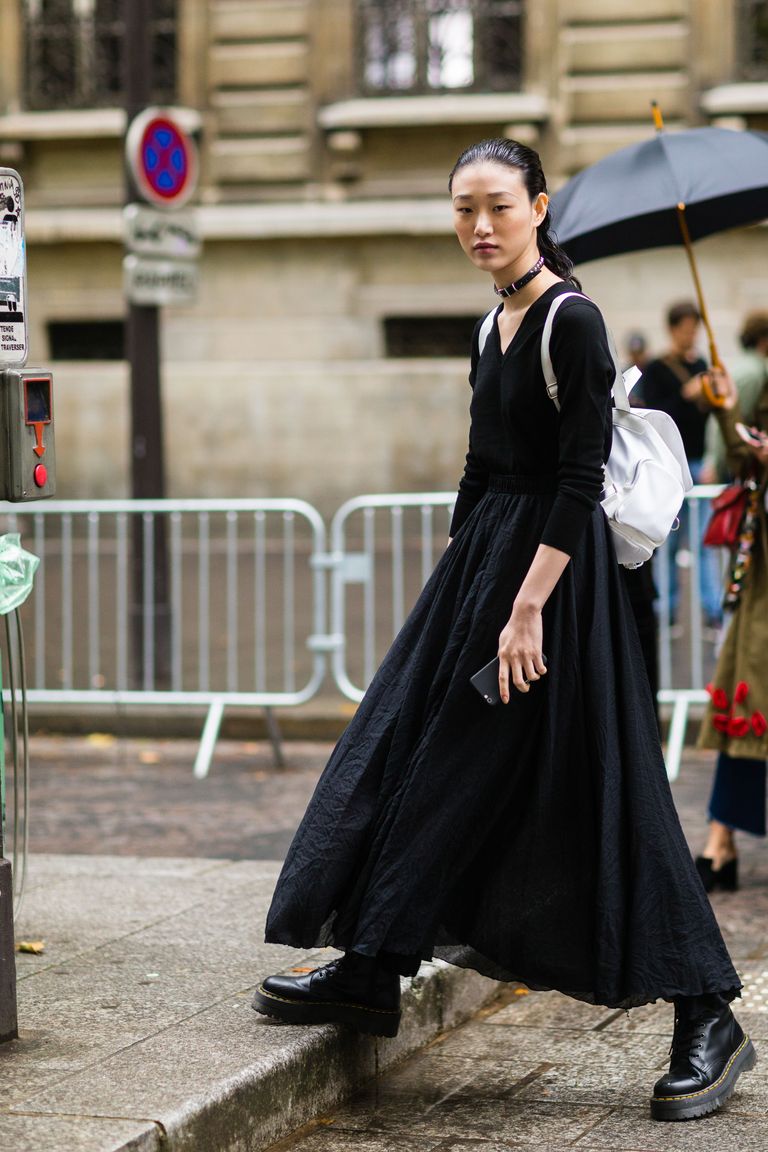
451, 161, 547, 279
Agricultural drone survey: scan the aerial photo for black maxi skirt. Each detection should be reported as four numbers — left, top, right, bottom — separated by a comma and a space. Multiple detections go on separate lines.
265, 477, 740, 1009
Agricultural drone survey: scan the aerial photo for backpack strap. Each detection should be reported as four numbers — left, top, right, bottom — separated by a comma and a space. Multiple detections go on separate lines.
540, 292, 584, 411
477, 306, 499, 358
540, 291, 640, 412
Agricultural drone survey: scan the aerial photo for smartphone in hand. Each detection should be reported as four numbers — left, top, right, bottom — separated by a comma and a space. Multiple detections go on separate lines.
470, 655, 548, 705
735, 422, 767, 447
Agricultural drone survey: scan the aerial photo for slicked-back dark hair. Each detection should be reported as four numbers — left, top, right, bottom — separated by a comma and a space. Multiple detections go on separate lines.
449, 138, 580, 289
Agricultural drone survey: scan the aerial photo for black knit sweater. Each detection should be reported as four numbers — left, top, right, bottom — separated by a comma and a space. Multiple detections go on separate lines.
449, 282, 615, 557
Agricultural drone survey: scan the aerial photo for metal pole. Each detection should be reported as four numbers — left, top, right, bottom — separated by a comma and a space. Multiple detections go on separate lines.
125, 0, 170, 687
0, 642, 18, 1043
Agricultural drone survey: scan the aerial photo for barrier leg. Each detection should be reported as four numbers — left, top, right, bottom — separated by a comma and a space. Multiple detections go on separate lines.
264, 707, 285, 769
664, 697, 690, 782
194, 700, 225, 780
0, 856, 18, 1043
0, 637, 17, 1043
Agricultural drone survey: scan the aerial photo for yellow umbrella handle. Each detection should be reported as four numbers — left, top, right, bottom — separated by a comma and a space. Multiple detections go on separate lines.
675, 204, 727, 405
651, 102, 727, 405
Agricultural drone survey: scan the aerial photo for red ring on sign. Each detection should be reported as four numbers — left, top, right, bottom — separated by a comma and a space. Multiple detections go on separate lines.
126, 109, 199, 209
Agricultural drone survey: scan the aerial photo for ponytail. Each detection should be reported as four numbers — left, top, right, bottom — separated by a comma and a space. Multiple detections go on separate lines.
538, 210, 581, 290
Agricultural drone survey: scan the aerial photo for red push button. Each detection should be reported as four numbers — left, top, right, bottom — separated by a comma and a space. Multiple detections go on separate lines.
33, 464, 47, 488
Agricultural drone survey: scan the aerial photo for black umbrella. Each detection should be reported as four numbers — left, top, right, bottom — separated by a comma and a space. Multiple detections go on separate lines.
550, 126, 768, 263
549, 109, 768, 384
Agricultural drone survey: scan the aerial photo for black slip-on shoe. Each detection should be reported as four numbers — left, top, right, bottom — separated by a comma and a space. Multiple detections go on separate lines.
695, 855, 739, 893
252, 954, 402, 1038
651, 994, 757, 1121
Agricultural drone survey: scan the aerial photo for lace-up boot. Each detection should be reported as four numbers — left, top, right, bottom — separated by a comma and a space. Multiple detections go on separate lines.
651, 993, 756, 1120
252, 952, 401, 1038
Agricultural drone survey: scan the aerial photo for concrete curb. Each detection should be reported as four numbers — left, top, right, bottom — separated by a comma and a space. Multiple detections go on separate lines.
145, 961, 500, 1152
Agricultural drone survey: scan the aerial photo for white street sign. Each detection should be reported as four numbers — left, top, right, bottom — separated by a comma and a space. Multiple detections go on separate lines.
0, 168, 28, 367
124, 203, 201, 259
124, 255, 198, 306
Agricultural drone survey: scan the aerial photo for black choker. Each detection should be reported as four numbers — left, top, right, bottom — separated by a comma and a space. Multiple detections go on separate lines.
494, 255, 545, 297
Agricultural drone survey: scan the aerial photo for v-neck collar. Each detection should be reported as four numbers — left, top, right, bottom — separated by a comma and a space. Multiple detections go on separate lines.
495, 282, 570, 358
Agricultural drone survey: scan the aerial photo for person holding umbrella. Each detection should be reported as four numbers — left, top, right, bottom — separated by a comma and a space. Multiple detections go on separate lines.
703, 312, 768, 484
633, 300, 724, 628
254, 138, 754, 1122
696, 344, 768, 891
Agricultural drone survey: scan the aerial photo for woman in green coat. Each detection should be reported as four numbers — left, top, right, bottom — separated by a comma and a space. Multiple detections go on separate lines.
697, 369, 768, 891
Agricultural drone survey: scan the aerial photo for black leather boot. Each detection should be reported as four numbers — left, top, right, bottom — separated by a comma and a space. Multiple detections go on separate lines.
650, 993, 756, 1120
252, 952, 402, 1038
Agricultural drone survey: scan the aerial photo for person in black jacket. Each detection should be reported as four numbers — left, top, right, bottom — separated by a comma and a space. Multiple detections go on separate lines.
253, 139, 754, 1122
633, 302, 723, 627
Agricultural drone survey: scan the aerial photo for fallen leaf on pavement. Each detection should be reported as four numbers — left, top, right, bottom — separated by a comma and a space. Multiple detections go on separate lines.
16, 940, 45, 954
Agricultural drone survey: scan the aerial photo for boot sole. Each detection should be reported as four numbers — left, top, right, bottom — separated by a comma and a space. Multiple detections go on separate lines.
650, 1034, 757, 1121
251, 983, 401, 1039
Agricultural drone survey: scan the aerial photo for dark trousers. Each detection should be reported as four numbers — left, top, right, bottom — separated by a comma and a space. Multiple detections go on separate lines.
708, 752, 767, 837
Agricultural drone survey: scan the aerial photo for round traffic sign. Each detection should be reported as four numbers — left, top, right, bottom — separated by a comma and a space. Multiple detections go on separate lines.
126, 108, 199, 209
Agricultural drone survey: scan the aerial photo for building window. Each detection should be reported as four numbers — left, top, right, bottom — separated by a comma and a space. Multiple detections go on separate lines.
48, 319, 124, 360
384, 316, 478, 357
737, 0, 768, 79
23, 0, 177, 112
358, 0, 524, 94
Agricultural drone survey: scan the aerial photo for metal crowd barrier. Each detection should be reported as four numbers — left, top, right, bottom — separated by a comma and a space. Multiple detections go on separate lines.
0, 499, 330, 777
329, 492, 456, 701
656, 484, 729, 780
329, 487, 728, 781
0, 488, 726, 780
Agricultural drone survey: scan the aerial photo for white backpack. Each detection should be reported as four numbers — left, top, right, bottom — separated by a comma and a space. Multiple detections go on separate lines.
478, 293, 693, 568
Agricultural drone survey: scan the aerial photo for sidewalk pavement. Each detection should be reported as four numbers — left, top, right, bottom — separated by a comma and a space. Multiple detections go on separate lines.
1, 741, 767, 1152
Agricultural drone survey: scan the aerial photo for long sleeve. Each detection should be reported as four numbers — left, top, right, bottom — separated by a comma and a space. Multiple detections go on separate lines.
715, 405, 757, 480
705, 354, 767, 480
539, 300, 614, 556
450, 321, 489, 536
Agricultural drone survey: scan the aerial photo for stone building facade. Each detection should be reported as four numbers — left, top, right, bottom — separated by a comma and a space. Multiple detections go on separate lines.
0, 1, 766, 507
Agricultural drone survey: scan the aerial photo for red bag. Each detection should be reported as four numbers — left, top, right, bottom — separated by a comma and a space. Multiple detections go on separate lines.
703, 483, 748, 548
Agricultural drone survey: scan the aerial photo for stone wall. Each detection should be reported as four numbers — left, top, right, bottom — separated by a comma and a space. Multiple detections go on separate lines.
4, 0, 767, 508
42, 227, 768, 509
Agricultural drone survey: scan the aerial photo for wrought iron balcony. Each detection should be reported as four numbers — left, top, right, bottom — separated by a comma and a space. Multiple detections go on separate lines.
23, 0, 176, 112
357, 0, 524, 95
737, 0, 768, 80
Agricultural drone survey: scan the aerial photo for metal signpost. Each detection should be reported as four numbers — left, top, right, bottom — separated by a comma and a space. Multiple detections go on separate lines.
123, 106, 200, 305
123, 0, 201, 686
0, 167, 56, 1043
0, 168, 26, 1044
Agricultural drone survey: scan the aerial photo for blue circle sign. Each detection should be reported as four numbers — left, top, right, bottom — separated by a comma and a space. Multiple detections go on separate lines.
127, 108, 199, 209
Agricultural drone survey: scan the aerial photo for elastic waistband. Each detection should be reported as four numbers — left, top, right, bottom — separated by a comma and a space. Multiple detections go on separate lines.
488, 473, 557, 495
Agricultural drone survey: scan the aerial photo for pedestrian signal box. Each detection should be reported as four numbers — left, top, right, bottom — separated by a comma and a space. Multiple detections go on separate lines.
0, 368, 55, 500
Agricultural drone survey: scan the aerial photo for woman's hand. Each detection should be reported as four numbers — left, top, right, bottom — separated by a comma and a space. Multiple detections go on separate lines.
698, 367, 738, 410
497, 600, 547, 701
746, 436, 768, 470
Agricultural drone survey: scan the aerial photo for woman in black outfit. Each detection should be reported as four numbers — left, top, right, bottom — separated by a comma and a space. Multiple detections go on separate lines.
254, 139, 755, 1121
